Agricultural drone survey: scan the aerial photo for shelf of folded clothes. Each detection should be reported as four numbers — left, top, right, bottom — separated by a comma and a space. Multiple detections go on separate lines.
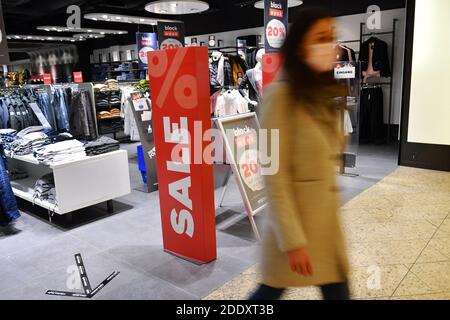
10, 176, 60, 214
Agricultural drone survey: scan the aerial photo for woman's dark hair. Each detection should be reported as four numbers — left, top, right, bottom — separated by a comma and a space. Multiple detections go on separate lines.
282, 7, 335, 100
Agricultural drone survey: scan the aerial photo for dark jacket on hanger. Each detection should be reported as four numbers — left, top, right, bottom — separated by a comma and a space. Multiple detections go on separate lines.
359, 37, 391, 78
338, 46, 357, 62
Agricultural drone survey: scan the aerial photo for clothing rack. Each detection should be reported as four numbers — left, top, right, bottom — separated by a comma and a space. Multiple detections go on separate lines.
359, 19, 398, 144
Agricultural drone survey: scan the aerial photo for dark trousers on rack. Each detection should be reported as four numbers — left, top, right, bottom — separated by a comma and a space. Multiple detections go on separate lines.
359, 87, 385, 144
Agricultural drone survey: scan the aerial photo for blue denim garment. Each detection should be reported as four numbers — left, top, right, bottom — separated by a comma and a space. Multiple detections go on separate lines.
53, 89, 70, 132
38, 92, 57, 129
0, 99, 9, 129
0, 144, 21, 226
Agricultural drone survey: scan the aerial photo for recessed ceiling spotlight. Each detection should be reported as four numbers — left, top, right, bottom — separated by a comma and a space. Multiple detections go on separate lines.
254, 0, 303, 9
145, 0, 209, 15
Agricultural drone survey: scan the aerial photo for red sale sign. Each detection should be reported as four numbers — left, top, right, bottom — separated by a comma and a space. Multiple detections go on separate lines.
73, 72, 83, 83
148, 47, 216, 264
43, 74, 52, 84
262, 53, 283, 87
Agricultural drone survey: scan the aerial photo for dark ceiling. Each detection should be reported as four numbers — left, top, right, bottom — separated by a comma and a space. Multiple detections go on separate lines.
3, 0, 406, 59
4, 0, 406, 35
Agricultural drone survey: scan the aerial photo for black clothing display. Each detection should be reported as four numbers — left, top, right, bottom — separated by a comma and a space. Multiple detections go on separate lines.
85, 136, 120, 156
360, 37, 391, 79
70, 91, 98, 141
359, 86, 385, 144
337, 45, 357, 62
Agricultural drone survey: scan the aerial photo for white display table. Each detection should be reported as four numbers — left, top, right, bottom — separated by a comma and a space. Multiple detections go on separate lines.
6, 150, 131, 220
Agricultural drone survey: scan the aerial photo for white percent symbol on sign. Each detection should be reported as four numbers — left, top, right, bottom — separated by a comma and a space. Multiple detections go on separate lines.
149, 49, 198, 110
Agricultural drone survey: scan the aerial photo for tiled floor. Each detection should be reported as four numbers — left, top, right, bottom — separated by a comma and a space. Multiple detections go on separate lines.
206, 166, 450, 300
0, 143, 403, 300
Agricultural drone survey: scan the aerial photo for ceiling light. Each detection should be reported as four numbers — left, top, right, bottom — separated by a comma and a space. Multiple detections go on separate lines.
37, 26, 128, 35
7, 34, 87, 42
254, 0, 303, 9
145, 0, 209, 15
84, 13, 180, 26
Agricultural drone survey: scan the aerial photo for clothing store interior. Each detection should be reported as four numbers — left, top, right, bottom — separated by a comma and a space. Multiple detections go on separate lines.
1, 0, 449, 301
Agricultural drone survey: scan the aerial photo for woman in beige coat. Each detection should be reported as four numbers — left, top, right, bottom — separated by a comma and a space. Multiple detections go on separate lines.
250, 8, 351, 300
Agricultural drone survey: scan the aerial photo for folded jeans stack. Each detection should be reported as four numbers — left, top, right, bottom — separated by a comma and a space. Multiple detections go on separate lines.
0, 129, 17, 148
34, 139, 86, 165
85, 136, 120, 156
33, 173, 56, 205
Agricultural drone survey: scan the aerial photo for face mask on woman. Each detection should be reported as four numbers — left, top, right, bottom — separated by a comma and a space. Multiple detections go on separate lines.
305, 42, 336, 73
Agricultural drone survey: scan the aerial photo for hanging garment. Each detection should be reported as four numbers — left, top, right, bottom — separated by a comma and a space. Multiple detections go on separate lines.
120, 86, 140, 142
0, 144, 20, 227
359, 87, 385, 143
223, 57, 234, 87
37, 92, 57, 129
360, 37, 391, 80
239, 68, 263, 104
69, 91, 97, 141
215, 89, 249, 118
209, 60, 221, 88
53, 89, 70, 132
0, 99, 9, 129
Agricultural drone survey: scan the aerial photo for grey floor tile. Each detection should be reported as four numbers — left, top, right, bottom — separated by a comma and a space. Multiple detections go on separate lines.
8, 234, 100, 277
0, 219, 64, 257
0, 257, 34, 294
148, 253, 251, 298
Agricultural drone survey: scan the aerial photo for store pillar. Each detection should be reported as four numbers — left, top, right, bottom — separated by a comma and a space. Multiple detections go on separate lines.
148, 47, 217, 264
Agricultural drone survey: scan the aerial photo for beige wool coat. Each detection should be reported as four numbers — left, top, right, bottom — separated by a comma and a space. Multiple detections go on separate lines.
260, 82, 350, 288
